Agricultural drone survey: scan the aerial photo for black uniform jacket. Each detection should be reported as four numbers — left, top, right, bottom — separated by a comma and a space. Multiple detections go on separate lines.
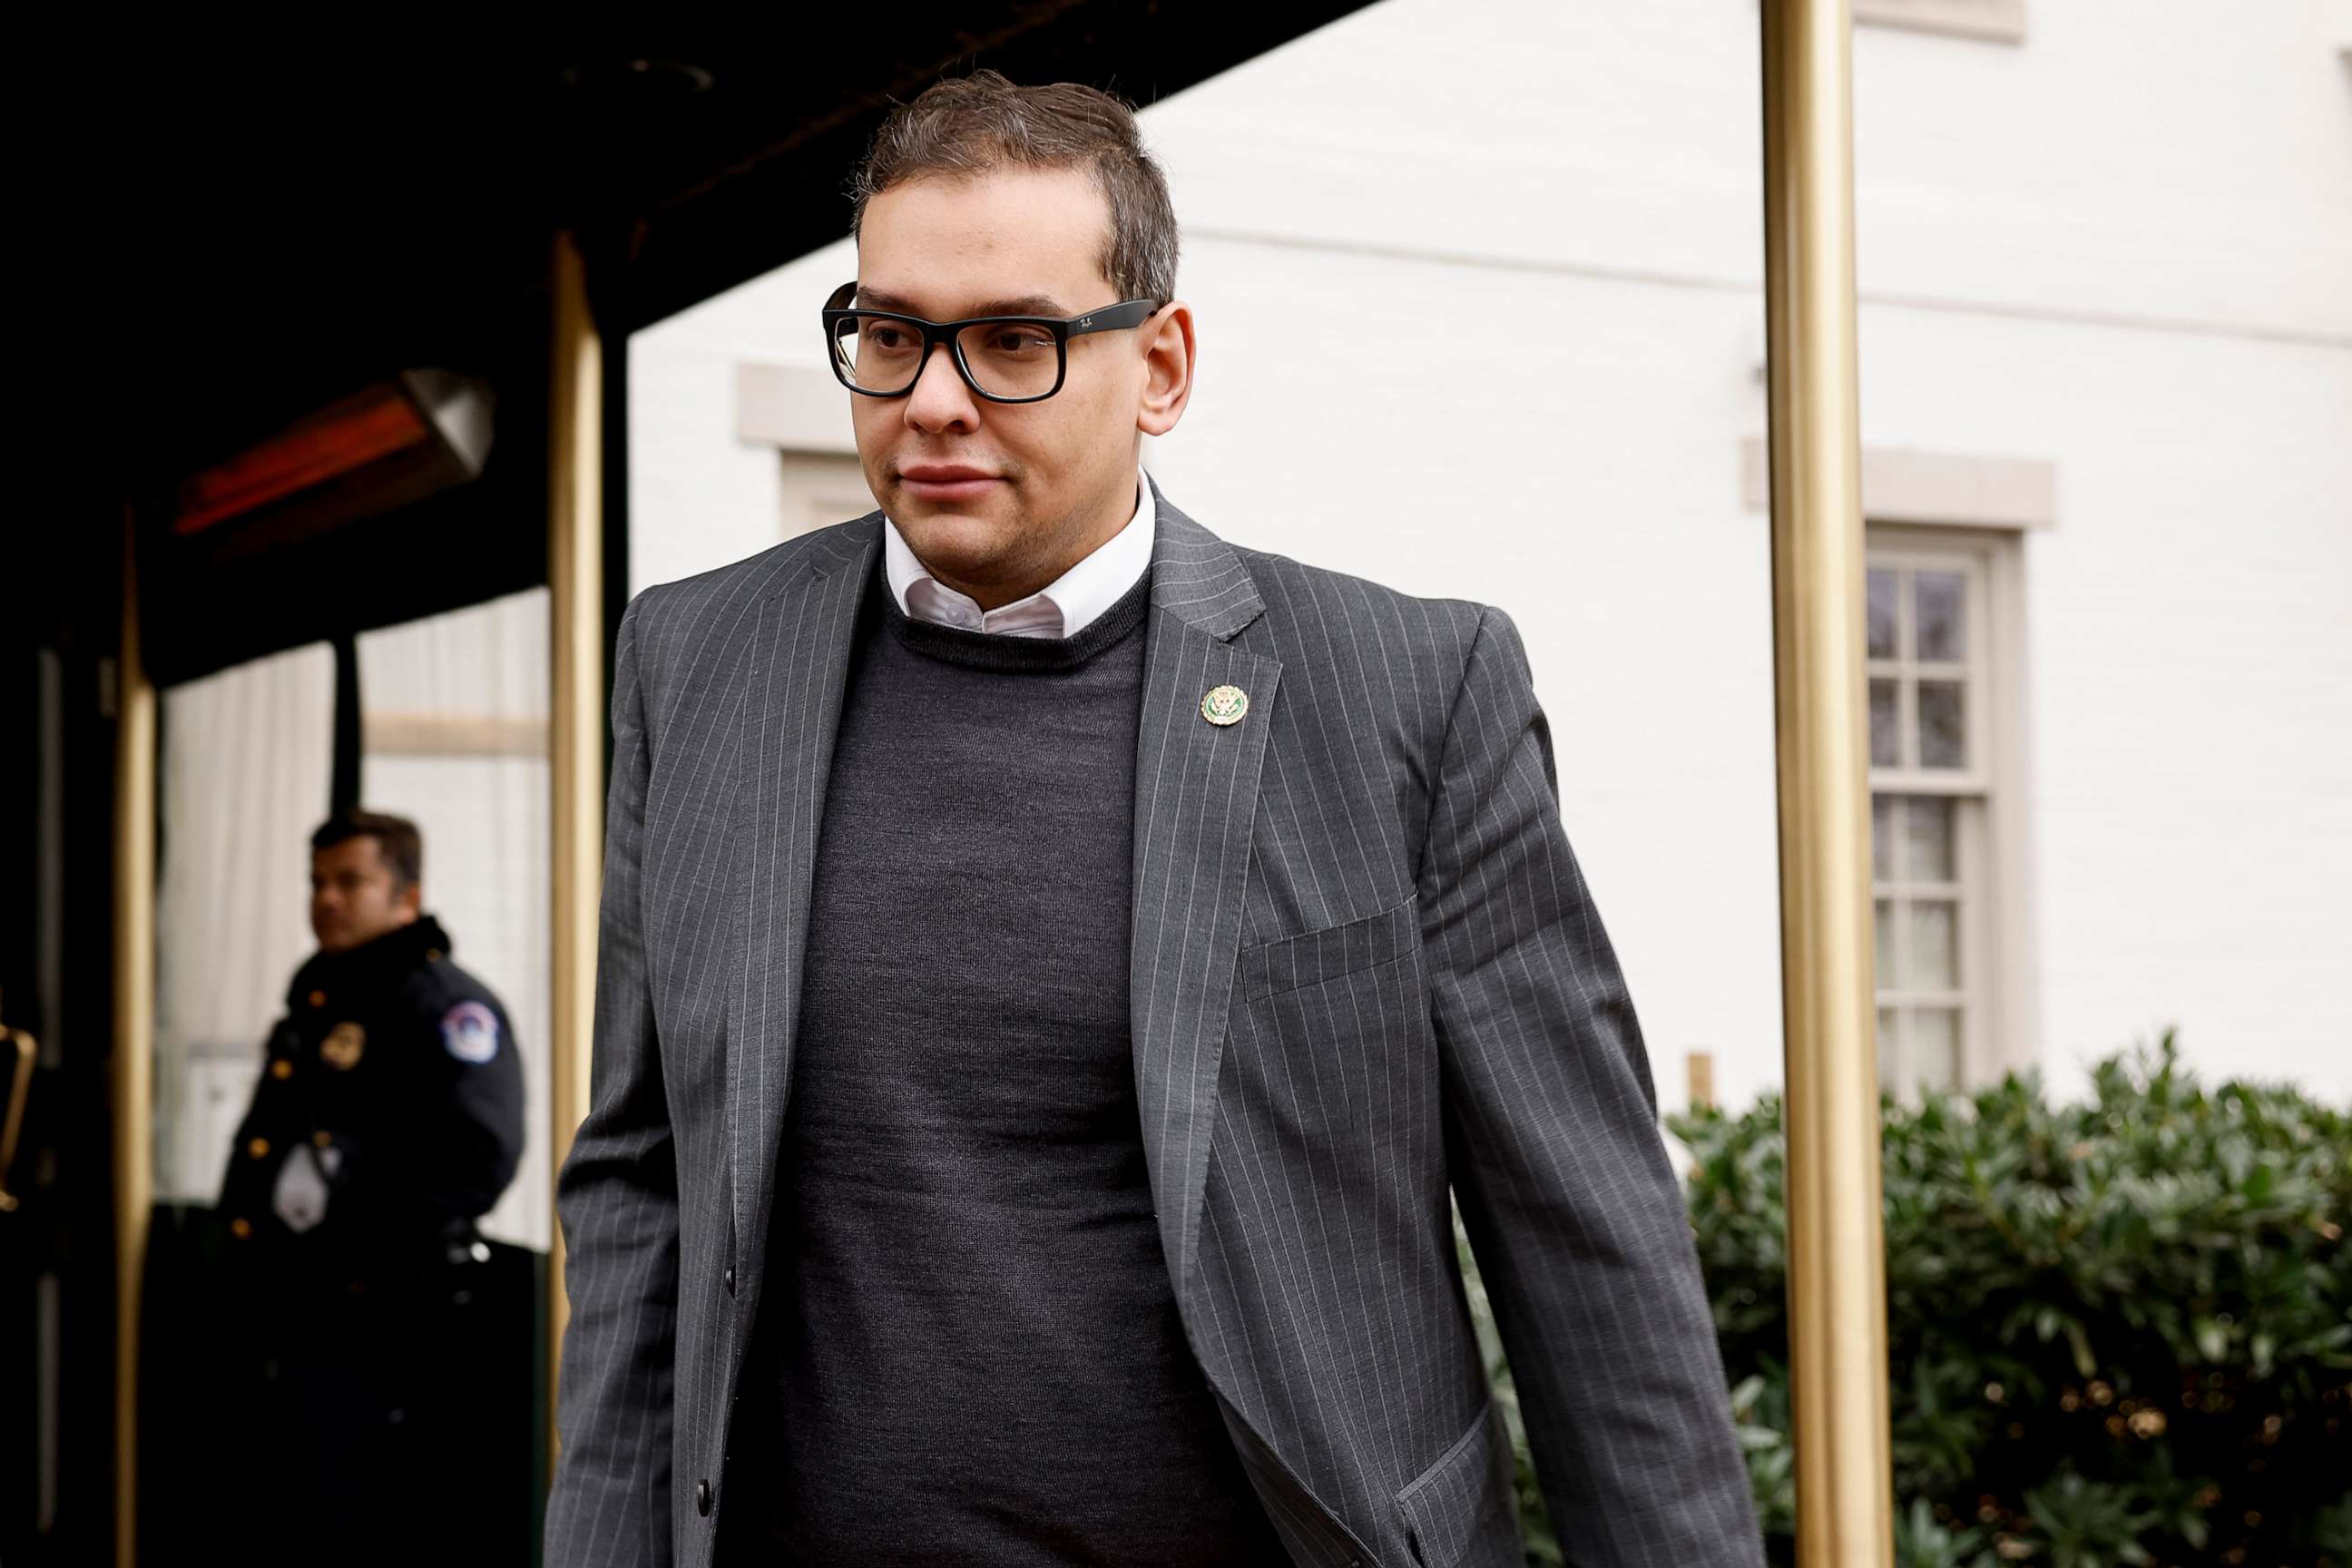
219, 914, 525, 1298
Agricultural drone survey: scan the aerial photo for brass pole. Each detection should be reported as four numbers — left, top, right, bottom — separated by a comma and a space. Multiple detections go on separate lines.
1759, 2, 1896, 1564
112, 509, 156, 1568
547, 230, 605, 1474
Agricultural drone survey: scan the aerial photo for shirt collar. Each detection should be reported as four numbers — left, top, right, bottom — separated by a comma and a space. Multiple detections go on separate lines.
882, 471, 1155, 639
289, 913, 450, 1004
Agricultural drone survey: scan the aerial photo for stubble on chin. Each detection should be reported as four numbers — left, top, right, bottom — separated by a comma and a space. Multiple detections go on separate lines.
898, 504, 1042, 599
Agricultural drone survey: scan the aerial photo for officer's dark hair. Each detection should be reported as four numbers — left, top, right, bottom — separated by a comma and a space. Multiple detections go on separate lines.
311, 809, 424, 889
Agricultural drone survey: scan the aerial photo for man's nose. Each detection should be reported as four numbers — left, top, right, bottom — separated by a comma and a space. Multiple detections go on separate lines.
902, 341, 979, 433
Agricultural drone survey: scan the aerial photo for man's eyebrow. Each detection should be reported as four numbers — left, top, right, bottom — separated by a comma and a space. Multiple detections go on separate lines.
856, 288, 1073, 318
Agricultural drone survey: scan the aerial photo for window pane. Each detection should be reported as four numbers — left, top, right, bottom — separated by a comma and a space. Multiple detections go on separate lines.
1906, 795, 1954, 882
1872, 796, 1894, 879
358, 588, 552, 1251
1877, 1007, 1898, 1093
1916, 571, 1965, 662
1917, 679, 1967, 769
1875, 897, 1898, 986
1870, 678, 1901, 767
155, 644, 336, 1201
1909, 1006, 1959, 1092
1867, 570, 1898, 660
1911, 899, 1957, 989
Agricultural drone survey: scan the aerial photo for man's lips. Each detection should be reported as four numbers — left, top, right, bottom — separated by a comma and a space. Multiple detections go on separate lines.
897, 464, 1004, 502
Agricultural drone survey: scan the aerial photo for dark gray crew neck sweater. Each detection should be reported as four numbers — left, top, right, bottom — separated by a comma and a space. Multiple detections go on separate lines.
729, 555, 1287, 1564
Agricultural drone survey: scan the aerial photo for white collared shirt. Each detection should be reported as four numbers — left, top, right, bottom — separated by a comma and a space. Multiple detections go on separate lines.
882, 473, 1154, 639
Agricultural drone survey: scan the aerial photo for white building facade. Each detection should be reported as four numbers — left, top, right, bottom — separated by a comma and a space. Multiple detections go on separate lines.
629, 0, 2352, 1115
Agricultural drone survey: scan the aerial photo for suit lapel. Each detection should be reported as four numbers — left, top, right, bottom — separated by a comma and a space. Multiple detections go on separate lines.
1131, 489, 1278, 1309
1133, 498, 1369, 1563
730, 517, 879, 1299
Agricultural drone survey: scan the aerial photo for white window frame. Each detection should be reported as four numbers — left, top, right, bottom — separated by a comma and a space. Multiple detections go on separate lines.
1868, 540, 1991, 1096
1865, 522, 2035, 1094
1869, 546, 1991, 791
1740, 439, 2046, 1092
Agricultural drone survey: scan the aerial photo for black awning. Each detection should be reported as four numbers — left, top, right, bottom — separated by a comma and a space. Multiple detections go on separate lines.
53, 2, 1374, 485
28, 2, 1371, 681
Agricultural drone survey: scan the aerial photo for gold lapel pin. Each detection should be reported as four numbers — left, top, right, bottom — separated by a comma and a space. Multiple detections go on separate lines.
1200, 684, 1249, 727
321, 1021, 367, 1072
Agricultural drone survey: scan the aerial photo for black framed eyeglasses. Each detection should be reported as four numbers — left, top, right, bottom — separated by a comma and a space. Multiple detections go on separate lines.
821, 281, 1161, 405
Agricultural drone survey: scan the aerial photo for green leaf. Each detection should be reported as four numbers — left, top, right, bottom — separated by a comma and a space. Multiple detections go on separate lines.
2242, 1160, 2273, 1204
2063, 1318, 2095, 1380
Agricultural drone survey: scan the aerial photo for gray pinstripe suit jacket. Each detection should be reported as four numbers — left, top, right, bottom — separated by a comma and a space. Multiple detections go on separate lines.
546, 485, 1763, 1568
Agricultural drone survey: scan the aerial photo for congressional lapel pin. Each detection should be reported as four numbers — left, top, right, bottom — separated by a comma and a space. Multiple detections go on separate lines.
320, 1021, 366, 1071
1200, 683, 1250, 727
442, 1000, 502, 1064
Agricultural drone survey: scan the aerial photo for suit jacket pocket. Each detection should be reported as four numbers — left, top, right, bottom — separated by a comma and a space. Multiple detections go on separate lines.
1238, 892, 1419, 1004
1396, 1396, 1518, 1568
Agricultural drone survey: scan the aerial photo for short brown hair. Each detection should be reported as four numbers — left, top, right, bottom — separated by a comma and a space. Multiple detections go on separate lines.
849, 70, 1179, 306
312, 808, 423, 888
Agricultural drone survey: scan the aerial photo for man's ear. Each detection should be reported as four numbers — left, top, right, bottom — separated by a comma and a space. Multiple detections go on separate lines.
1136, 300, 1195, 438
396, 879, 424, 920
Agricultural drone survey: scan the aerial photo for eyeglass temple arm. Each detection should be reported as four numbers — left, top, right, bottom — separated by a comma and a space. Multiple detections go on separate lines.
1064, 299, 1161, 338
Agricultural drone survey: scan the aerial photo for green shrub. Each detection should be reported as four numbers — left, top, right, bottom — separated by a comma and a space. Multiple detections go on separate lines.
1461, 1031, 2352, 1566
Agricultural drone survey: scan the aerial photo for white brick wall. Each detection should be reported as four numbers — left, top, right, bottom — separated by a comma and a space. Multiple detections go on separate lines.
631, 0, 2352, 1111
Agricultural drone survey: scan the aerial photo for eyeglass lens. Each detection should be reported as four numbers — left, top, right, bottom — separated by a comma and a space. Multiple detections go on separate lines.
829, 315, 1063, 399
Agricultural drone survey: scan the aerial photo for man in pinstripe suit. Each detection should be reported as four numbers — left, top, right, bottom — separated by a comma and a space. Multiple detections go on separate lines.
548, 73, 1762, 1568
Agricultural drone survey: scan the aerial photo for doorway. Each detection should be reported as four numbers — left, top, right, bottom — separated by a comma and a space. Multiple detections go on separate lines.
130, 593, 555, 1563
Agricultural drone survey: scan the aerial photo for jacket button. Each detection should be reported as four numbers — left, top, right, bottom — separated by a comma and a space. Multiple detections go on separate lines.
696, 1479, 711, 1516
722, 1268, 735, 1297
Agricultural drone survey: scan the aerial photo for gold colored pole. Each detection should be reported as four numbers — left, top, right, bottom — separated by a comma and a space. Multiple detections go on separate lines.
1759, 3, 1896, 1565
112, 510, 156, 1568
547, 230, 604, 1474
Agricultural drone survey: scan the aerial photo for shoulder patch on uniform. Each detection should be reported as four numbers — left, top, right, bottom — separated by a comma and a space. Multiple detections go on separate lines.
441, 1000, 501, 1064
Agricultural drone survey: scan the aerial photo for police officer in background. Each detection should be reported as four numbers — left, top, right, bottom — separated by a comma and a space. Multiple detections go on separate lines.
217, 808, 524, 1562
